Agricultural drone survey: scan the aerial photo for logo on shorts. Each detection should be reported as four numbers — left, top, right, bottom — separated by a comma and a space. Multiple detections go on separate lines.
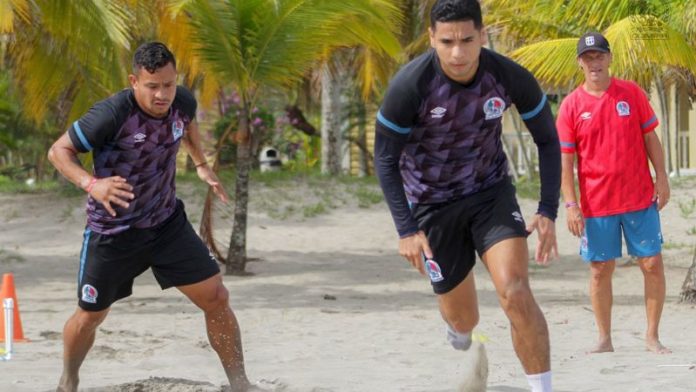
483, 97, 506, 120
172, 119, 185, 140
580, 235, 588, 252
430, 106, 447, 118
81, 284, 98, 304
425, 259, 445, 283
616, 101, 630, 116
511, 211, 525, 224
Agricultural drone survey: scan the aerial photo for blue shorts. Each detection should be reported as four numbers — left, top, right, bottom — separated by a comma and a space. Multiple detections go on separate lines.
580, 204, 662, 262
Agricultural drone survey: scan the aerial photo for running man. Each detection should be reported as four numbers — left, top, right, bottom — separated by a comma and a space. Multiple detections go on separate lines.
556, 32, 671, 354
48, 42, 260, 391
374, 1, 560, 391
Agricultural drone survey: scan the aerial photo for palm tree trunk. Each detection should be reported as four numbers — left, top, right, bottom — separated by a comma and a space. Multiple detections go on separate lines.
321, 61, 341, 175
226, 105, 252, 275
655, 78, 673, 174
680, 245, 696, 303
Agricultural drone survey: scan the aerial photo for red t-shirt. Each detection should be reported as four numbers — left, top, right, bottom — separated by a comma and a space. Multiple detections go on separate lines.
556, 78, 658, 218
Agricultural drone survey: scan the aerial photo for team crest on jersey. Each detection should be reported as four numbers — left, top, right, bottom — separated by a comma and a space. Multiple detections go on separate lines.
134, 132, 146, 144
81, 284, 98, 304
425, 259, 445, 283
172, 119, 185, 140
580, 112, 592, 121
616, 101, 630, 117
430, 106, 447, 119
483, 97, 506, 120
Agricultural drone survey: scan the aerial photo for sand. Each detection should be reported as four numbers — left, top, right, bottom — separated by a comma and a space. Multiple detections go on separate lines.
1, 177, 695, 392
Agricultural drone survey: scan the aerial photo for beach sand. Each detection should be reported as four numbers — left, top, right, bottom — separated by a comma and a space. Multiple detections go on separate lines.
1, 177, 695, 391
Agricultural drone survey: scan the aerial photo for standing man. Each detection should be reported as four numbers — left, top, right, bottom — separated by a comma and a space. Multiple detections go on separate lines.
48, 42, 259, 391
374, 1, 560, 391
556, 32, 671, 354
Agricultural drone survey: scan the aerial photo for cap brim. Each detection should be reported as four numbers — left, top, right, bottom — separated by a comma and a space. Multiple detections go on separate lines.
577, 47, 610, 57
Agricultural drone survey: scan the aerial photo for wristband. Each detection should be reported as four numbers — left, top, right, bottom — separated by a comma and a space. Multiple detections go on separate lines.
195, 161, 208, 168
564, 201, 578, 208
85, 177, 98, 194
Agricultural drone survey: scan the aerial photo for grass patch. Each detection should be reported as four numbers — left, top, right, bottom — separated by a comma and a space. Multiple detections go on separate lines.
513, 176, 541, 200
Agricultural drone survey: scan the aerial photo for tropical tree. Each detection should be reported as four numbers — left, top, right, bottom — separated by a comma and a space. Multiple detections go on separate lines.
168, 0, 401, 274
485, 0, 696, 173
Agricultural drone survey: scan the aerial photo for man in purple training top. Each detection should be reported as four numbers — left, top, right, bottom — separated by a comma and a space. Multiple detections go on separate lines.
48, 42, 259, 391
374, 1, 559, 391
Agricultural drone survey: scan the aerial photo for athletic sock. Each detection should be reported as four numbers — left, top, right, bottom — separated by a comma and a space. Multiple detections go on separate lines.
526, 370, 552, 392
446, 324, 472, 351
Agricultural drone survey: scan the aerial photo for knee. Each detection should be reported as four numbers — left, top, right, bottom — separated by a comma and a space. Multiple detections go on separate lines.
498, 280, 534, 315
590, 262, 615, 282
198, 284, 230, 313
640, 256, 664, 276
71, 309, 107, 332
443, 309, 479, 334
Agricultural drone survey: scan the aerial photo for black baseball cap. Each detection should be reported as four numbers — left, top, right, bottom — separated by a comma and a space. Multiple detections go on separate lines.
577, 32, 610, 56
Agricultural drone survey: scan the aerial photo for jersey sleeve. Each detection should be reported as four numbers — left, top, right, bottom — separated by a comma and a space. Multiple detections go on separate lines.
499, 56, 561, 220
633, 83, 658, 134
174, 85, 198, 120
375, 68, 421, 138
556, 97, 576, 153
67, 96, 122, 153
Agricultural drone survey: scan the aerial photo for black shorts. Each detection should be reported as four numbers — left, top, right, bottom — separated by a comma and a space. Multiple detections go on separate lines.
412, 178, 528, 294
76, 199, 220, 311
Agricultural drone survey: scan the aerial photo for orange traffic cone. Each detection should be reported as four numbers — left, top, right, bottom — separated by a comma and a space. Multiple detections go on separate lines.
0, 273, 27, 342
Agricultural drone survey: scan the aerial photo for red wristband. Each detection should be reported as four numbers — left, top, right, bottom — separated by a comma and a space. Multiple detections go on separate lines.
85, 177, 98, 194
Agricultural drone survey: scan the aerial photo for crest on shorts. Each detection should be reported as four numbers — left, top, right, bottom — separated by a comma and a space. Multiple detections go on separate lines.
483, 97, 506, 120
425, 259, 445, 283
81, 284, 98, 304
616, 101, 630, 117
172, 119, 184, 140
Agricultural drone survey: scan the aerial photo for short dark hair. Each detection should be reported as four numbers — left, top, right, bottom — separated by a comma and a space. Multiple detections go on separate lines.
132, 42, 176, 74
430, 0, 483, 30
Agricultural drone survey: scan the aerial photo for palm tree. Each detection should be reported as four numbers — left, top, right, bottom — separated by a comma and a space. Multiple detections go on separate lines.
169, 0, 401, 274
485, 0, 696, 173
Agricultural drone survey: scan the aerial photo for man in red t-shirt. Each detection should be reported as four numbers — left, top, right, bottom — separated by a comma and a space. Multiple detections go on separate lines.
556, 32, 671, 354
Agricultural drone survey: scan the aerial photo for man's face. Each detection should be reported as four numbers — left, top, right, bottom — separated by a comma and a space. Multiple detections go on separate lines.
578, 51, 612, 84
429, 20, 487, 83
128, 62, 177, 118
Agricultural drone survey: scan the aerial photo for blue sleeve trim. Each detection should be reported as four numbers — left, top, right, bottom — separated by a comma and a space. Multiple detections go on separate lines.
377, 111, 411, 135
73, 121, 94, 151
560, 141, 575, 148
520, 95, 547, 120
641, 115, 657, 129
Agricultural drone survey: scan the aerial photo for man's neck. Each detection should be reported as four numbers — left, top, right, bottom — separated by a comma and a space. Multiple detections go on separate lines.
583, 77, 611, 97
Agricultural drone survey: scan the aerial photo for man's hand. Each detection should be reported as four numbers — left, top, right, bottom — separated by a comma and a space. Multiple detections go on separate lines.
526, 214, 558, 265
88, 176, 134, 217
197, 165, 229, 203
398, 231, 432, 275
653, 175, 670, 211
565, 205, 584, 238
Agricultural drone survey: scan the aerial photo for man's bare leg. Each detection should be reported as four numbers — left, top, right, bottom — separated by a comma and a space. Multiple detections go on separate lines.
56, 307, 110, 392
589, 260, 614, 353
482, 238, 549, 374
637, 254, 671, 354
178, 274, 253, 392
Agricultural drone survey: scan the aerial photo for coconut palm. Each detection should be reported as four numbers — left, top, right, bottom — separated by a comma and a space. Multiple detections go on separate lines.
168, 0, 401, 274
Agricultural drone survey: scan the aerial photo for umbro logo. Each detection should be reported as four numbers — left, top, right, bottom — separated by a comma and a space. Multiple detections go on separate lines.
430, 106, 447, 118
580, 112, 592, 120
134, 133, 146, 143
511, 211, 524, 223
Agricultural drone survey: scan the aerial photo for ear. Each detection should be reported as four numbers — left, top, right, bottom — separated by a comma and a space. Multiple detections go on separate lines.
128, 74, 137, 88
428, 26, 436, 48
480, 26, 488, 46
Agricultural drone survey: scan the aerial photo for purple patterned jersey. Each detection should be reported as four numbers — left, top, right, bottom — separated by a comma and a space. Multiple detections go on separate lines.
375, 49, 560, 236
68, 86, 197, 234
